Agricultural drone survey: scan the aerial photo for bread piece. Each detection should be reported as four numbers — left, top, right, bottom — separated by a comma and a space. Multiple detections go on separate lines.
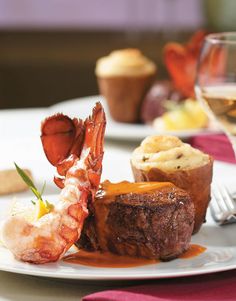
77, 181, 194, 261
131, 136, 213, 234
0, 169, 32, 195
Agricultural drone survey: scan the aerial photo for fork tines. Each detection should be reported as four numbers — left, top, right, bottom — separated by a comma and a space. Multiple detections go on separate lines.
210, 183, 236, 225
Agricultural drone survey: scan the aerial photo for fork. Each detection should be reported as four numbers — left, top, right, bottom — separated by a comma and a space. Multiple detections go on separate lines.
210, 183, 236, 225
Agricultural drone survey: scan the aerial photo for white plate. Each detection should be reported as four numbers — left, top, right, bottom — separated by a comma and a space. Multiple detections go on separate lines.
0, 194, 236, 280
0, 106, 234, 281
50, 96, 220, 141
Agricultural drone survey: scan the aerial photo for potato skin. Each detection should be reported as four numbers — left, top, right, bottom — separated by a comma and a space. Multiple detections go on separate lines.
131, 157, 213, 234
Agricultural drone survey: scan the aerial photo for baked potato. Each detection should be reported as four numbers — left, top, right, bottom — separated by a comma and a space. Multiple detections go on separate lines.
131, 136, 213, 234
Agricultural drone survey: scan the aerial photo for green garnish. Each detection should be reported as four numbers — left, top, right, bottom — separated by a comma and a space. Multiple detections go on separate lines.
40, 181, 46, 196
14, 162, 54, 210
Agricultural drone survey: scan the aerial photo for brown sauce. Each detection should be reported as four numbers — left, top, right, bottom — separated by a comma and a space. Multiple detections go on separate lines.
63, 249, 158, 268
97, 180, 173, 200
63, 244, 206, 268
94, 181, 175, 251
179, 244, 206, 259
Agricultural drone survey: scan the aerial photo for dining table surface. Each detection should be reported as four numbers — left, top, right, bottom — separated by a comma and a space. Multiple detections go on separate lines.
1, 104, 236, 301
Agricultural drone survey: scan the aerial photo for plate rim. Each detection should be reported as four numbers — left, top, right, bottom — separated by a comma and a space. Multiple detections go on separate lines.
0, 246, 236, 281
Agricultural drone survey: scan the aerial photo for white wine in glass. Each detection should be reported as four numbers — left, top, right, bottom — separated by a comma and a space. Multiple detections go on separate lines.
195, 33, 236, 155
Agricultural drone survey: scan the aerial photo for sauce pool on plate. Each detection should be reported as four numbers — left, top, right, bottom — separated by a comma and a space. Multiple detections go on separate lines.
179, 244, 206, 259
63, 244, 206, 268
63, 249, 158, 268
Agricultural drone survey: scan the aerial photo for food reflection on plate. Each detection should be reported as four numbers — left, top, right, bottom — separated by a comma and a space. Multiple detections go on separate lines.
0, 102, 214, 268
96, 31, 211, 132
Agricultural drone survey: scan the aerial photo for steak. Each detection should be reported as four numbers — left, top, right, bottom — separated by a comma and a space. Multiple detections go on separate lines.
77, 181, 195, 261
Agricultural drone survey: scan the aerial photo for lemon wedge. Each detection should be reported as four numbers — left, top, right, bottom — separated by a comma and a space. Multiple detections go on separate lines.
162, 109, 195, 130
184, 99, 208, 128
153, 99, 208, 131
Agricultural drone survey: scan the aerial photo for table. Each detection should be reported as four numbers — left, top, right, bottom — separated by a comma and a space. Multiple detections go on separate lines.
0, 271, 116, 301
0, 107, 236, 300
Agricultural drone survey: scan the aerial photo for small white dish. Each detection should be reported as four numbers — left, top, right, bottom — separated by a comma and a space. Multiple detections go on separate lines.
50, 96, 220, 141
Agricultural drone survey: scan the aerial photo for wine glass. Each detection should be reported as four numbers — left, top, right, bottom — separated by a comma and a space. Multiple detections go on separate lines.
195, 32, 236, 155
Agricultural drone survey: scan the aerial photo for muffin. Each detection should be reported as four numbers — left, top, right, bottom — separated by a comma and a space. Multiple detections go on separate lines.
95, 49, 156, 123
131, 135, 213, 234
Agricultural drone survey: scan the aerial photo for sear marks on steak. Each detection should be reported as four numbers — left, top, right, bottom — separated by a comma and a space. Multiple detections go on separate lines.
77, 182, 195, 261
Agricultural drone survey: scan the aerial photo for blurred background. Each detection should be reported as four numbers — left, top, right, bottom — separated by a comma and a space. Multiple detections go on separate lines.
0, 0, 235, 109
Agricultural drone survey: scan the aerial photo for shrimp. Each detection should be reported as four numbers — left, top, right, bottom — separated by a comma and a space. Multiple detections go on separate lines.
1, 102, 106, 263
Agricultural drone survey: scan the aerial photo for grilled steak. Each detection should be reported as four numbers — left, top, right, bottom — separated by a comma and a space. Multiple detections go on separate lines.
77, 181, 194, 261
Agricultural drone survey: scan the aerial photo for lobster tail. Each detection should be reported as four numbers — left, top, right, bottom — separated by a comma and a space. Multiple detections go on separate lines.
40, 102, 106, 191
83, 102, 106, 192
41, 114, 85, 166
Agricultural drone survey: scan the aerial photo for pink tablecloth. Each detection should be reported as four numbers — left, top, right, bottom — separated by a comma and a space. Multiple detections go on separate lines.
189, 134, 236, 163
83, 269, 236, 301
